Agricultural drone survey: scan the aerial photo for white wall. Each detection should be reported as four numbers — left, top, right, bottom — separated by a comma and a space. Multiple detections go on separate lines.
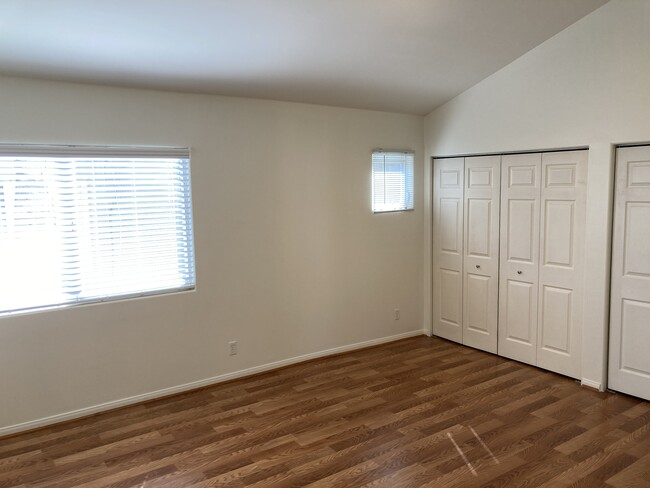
0, 76, 424, 433
424, 0, 650, 390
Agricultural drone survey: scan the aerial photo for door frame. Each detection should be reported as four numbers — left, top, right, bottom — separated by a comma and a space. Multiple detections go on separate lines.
427, 146, 618, 388
606, 142, 650, 397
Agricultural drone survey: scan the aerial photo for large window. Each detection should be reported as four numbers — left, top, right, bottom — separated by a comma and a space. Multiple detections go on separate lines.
0, 145, 195, 315
371, 150, 414, 213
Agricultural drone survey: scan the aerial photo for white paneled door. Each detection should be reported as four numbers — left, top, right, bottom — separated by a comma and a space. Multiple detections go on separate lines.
609, 146, 650, 400
434, 150, 587, 381
536, 151, 587, 379
433, 158, 464, 343
463, 156, 500, 353
498, 153, 541, 366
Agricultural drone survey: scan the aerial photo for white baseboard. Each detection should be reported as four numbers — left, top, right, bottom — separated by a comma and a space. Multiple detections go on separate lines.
581, 378, 603, 391
0, 329, 426, 437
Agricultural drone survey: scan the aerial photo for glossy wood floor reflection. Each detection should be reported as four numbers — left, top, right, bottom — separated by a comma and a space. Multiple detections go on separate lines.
1, 336, 649, 487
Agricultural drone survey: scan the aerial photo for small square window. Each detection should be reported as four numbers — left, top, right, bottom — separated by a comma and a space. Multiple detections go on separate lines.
372, 150, 414, 212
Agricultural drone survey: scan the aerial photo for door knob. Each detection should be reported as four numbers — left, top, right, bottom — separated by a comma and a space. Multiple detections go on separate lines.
517, 270, 522, 275
476, 265, 481, 269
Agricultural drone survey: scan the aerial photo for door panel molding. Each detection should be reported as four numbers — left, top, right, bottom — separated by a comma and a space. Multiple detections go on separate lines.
609, 145, 650, 400
498, 153, 541, 365
433, 158, 464, 343
462, 156, 500, 354
536, 150, 586, 379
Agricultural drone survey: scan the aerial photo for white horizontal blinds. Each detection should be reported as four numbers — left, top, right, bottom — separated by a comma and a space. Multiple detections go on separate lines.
72, 157, 194, 299
372, 150, 414, 212
0, 146, 195, 314
0, 159, 64, 311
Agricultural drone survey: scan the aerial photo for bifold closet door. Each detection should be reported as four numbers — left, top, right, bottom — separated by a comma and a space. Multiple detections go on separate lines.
536, 151, 587, 379
462, 156, 500, 353
432, 158, 464, 343
609, 146, 650, 400
498, 150, 586, 378
498, 153, 541, 365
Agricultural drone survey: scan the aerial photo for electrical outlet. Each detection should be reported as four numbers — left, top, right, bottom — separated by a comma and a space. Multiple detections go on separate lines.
228, 341, 238, 356
394, 308, 400, 320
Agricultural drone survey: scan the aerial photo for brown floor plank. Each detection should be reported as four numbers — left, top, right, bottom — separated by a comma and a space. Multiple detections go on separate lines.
1, 336, 648, 487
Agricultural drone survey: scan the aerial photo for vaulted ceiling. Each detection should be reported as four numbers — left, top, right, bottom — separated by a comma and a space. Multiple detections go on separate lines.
0, 0, 608, 114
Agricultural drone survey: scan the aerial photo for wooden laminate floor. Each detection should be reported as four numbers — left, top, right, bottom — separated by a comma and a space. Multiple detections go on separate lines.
1, 336, 649, 487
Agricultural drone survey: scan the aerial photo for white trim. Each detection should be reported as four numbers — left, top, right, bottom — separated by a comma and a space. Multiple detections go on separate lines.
581, 378, 603, 391
423, 155, 434, 337
0, 330, 425, 437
